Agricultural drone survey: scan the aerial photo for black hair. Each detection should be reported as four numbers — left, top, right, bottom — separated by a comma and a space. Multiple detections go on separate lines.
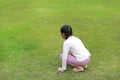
60, 25, 73, 39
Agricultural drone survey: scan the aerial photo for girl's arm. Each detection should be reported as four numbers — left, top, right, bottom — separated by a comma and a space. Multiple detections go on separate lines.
58, 42, 70, 72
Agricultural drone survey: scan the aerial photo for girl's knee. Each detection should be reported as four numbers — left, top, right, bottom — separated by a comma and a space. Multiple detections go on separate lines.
60, 53, 63, 59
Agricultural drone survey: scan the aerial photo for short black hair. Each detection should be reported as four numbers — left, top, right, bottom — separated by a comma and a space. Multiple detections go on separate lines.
60, 25, 73, 39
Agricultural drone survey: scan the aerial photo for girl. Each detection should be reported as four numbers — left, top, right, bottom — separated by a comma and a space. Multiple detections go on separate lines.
58, 25, 91, 72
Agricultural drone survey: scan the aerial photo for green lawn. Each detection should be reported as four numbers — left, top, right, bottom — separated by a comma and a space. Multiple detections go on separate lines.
0, 0, 120, 80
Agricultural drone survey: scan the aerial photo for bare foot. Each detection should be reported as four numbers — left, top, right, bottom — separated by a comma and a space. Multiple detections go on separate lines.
73, 66, 84, 72
83, 65, 88, 69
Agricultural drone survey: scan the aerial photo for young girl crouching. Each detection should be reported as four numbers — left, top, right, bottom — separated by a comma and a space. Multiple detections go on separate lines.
58, 25, 91, 72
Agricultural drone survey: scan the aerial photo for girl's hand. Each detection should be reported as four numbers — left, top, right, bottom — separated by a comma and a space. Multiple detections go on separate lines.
58, 67, 64, 72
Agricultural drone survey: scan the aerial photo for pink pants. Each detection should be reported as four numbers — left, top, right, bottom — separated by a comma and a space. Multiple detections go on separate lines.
60, 54, 90, 67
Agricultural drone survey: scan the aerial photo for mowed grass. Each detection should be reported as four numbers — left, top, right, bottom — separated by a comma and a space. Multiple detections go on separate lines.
0, 0, 120, 80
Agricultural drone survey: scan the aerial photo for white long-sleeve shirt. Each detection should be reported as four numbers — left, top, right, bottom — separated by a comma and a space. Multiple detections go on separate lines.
62, 36, 91, 70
